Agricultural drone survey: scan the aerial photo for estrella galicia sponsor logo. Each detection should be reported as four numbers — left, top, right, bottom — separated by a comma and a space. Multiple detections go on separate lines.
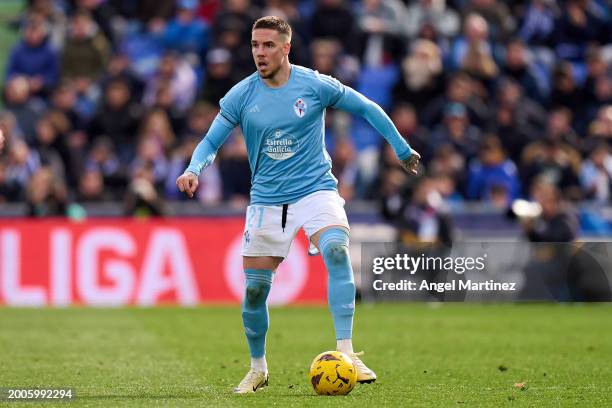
293, 98, 307, 118
264, 130, 299, 160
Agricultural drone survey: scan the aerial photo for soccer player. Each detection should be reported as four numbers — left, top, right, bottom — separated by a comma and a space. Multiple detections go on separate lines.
177, 16, 420, 393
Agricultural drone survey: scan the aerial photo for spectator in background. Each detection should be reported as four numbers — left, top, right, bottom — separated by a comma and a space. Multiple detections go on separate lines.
26, 0, 68, 50
88, 78, 142, 162
26, 166, 67, 216
212, 0, 260, 67
502, 38, 547, 103
150, 81, 185, 134
61, 10, 111, 81
130, 137, 169, 188
75, 167, 112, 202
124, 160, 166, 217
83, 137, 126, 197
0, 160, 22, 202
330, 137, 357, 201
214, 0, 260, 43
404, 0, 460, 39
130, 0, 175, 25
461, 44, 498, 88
6, 13, 59, 98
197, 0, 221, 24
522, 180, 577, 242
355, 0, 406, 66
179, 102, 217, 140
100, 53, 146, 102
199, 48, 235, 106
588, 105, 612, 143
33, 114, 66, 181
50, 80, 86, 131
467, 135, 521, 207
0, 111, 24, 150
310, 39, 338, 76
545, 107, 581, 150
4, 139, 40, 200
73, 0, 117, 46
550, 62, 586, 118
553, 0, 608, 62
521, 139, 582, 201
450, 13, 491, 71
386, 103, 429, 163
393, 39, 445, 115
518, 0, 556, 47
428, 143, 466, 195
422, 72, 489, 127
489, 79, 547, 161
430, 102, 482, 161
219, 133, 251, 206
583, 47, 612, 126
161, 0, 210, 61
3, 76, 46, 144
118, 17, 166, 80
382, 176, 453, 246
310, 39, 360, 86
137, 108, 176, 153
311, 0, 357, 55
464, 0, 515, 42
580, 143, 612, 203
143, 51, 197, 114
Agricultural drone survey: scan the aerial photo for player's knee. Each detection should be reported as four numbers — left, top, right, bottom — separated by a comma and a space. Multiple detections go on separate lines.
245, 282, 269, 307
323, 243, 350, 268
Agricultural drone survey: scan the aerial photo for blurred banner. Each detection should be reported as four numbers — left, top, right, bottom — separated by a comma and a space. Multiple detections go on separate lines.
0, 219, 327, 306
361, 242, 612, 302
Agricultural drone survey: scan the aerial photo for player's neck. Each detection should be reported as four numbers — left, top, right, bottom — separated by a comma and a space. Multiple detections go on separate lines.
262, 61, 292, 88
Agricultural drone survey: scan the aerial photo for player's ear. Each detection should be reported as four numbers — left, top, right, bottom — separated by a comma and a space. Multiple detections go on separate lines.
283, 41, 291, 56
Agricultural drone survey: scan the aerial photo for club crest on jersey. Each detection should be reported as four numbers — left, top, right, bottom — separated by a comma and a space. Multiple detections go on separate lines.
293, 98, 307, 118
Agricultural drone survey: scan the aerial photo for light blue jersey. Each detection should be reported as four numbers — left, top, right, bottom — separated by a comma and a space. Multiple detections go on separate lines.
186, 64, 413, 205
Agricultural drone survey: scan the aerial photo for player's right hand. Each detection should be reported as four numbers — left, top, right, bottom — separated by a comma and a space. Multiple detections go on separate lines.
400, 149, 421, 175
176, 171, 199, 198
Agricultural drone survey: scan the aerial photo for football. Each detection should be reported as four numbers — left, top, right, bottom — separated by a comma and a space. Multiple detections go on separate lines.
308, 351, 357, 395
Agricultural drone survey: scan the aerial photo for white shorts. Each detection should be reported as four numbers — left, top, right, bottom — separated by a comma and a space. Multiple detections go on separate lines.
241, 190, 350, 258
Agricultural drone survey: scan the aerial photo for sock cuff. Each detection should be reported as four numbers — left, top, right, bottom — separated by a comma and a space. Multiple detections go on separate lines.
244, 269, 274, 284
319, 228, 349, 253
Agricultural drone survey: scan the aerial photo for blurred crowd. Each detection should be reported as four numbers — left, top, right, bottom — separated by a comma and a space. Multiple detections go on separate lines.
0, 0, 611, 217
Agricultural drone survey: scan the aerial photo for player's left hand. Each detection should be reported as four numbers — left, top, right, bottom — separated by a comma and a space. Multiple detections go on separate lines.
400, 149, 421, 175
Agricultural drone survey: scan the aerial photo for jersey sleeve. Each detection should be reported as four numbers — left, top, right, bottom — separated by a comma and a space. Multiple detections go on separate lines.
184, 113, 234, 176
314, 72, 346, 108
218, 87, 242, 128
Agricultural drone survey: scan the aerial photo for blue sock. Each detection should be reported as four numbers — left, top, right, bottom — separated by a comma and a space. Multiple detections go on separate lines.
242, 269, 273, 358
319, 228, 355, 340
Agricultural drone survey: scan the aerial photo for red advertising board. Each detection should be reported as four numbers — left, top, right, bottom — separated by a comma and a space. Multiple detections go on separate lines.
0, 219, 328, 306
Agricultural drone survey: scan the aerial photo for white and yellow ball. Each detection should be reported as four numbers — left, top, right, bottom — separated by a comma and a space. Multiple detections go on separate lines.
308, 351, 357, 395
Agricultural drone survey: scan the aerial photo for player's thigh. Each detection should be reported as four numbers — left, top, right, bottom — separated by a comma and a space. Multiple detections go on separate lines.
241, 204, 299, 262
243, 256, 283, 270
298, 191, 350, 253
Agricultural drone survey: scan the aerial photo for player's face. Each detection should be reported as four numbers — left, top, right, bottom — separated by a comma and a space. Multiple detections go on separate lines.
251, 29, 290, 79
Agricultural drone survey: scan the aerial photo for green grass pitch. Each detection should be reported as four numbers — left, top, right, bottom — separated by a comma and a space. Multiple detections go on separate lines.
0, 304, 611, 407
